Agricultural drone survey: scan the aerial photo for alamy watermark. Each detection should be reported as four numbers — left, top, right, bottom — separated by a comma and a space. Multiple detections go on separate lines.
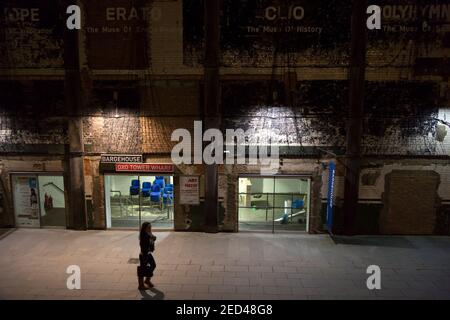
8, 4, 444, 31
66, 265, 81, 290
171, 121, 280, 175
366, 265, 381, 290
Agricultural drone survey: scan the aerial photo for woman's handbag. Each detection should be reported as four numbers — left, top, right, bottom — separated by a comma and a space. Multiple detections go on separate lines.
137, 253, 154, 278
137, 265, 153, 278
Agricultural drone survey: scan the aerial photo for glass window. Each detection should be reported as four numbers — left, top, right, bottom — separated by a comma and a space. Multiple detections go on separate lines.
238, 176, 310, 232
12, 174, 67, 228
38, 176, 66, 227
105, 174, 174, 229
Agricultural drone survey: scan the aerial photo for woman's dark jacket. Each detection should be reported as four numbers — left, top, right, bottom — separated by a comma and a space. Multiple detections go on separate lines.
140, 232, 155, 255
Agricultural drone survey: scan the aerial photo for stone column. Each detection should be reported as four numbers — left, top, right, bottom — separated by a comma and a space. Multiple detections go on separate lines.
342, 0, 368, 236
63, 0, 87, 230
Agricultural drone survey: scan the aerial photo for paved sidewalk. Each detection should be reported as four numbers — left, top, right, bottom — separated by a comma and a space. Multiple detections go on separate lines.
0, 228, 449, 300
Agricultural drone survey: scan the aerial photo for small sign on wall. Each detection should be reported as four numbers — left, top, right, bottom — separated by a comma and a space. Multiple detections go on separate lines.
101, 154, 142, 163
115, 163, 174, 173
180, 176, 200, 205
326, 161, 336, 233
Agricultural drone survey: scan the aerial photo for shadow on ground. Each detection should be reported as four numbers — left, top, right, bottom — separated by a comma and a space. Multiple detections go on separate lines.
139, 287, 165, 300
331, 235, 415, 248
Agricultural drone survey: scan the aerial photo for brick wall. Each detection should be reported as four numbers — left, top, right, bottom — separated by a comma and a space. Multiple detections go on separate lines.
1, 0, 450, 233
83, 157, 105, 229
3, 0, 449, 81
222, 80, 449, 157
380, 170, 440, 235
359, 161, 450, 202
328, 160, 450, 235
1, 4, 449, 158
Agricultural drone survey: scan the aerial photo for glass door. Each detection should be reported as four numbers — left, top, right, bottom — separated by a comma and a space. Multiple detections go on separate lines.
238, 176, 311, 232
273, 177, 310, 232
38, 175, 66, 227
238, 177, 274, 231
139, 175, 174, 229
105, 174, 140, 229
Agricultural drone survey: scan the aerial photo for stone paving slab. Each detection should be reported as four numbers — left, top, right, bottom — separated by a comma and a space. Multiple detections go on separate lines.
0, 228, 449, 300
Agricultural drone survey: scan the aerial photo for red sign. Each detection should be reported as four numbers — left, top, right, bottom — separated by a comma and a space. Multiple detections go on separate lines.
115, 163, 174, 173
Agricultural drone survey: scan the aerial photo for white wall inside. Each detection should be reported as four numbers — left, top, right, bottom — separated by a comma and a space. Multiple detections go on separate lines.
241, 177, 309, 195
109, 175, 139, 196
262, 179, 274, 193
38, 176, 65, 210
274, 178, 308, 194
239, 178, 252, 193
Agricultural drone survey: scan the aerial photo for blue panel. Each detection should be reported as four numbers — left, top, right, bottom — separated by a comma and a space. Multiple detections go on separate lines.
326, 161, 336, 233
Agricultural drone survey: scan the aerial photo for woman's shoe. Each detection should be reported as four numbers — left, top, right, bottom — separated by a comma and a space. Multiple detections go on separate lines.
138, 277, 148, 290
144, 278, 154, 288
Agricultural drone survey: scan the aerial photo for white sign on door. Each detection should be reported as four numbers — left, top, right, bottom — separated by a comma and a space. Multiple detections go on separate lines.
180, 176, 199, 205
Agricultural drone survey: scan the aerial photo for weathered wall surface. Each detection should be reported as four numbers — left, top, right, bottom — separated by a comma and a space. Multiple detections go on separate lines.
380, 170, 440, 235
1, 79, 448, 157
322, 159, 450, 235
222, 80, 450, 157
1, 1, 448, 159
2, 0, 449, 80
83, 156, 104, 229
1, 79, 449, 234
1, 1, 450, 234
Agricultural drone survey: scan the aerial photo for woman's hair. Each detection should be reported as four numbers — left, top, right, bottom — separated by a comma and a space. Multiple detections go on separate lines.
139, 222, 151, 240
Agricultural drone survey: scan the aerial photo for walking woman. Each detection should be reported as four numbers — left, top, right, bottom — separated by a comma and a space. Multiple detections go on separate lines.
138, 222, 157, 290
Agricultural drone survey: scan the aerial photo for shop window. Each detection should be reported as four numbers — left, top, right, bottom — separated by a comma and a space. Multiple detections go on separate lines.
238, 176, 310, 232
105, 174, 174, 229
12, 174, 66, 228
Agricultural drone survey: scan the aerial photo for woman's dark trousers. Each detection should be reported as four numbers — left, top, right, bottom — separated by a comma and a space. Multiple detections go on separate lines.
138, 253, 156, 278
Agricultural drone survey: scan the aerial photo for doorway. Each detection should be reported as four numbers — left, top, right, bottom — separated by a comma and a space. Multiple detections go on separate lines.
238, 176, 311, 232
11, 174, 67, 228
104, 174, 174, 229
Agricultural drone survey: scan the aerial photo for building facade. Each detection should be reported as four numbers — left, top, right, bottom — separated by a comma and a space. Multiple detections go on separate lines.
1, 0, 450, 234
